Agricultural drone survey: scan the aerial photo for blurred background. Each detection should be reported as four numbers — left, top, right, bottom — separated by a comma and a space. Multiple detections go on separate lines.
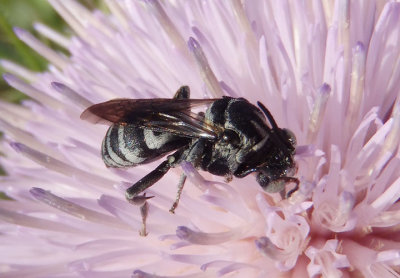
0, 0, 104, 103
0, 0, 104, 188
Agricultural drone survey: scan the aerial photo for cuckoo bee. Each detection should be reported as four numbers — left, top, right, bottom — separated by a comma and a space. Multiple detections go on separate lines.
81, 86, 298, 235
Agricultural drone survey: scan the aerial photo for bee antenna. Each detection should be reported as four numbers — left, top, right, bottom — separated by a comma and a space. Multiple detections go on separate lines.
257, 101, 279, 130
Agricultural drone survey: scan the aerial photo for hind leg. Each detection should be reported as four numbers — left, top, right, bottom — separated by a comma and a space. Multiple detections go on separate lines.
173, 85, 190, 99
126, 149, 185, 236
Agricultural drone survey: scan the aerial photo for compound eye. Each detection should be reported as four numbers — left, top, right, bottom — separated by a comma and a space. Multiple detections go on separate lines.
281, 128, 297, 149
221, 129, 241, 146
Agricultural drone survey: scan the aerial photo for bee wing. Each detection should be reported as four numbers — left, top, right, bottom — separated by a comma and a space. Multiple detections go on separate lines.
80, 98, 219, 140
141, 110, 219, 140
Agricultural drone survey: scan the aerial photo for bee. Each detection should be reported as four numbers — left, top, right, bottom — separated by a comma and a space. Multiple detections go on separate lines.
81, 86, 298, 235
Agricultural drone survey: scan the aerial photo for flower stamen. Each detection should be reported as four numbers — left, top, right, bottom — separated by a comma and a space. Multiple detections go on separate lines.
188, 37, 223, 98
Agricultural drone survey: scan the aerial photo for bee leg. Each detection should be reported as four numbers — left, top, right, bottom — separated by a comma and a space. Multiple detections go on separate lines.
126, 194, 154, 206
273, 177, 299, 199
125, 159, 172, 201
257, 173, 299, 199
125, 160, 171, 237
173, 85, 190, 99
284, 177, 300, 198
234, 164, 258, 178
125, 150, 184, 235
139, 196, 149, 237
125, 159, 171, 237
169, 173, 187, 214
169, 139, 205, 213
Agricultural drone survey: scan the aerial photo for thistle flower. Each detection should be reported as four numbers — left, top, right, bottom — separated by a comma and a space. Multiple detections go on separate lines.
1, 1, 400, 277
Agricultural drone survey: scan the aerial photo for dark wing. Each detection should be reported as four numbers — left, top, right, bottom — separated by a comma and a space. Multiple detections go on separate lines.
80, 98, 220, 140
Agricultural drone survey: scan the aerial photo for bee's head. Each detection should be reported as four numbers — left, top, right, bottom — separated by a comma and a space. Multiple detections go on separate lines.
254, 127, 297, 191
233, 126, 297, 191
255, 160, 298, 193
278, 128, 297, 153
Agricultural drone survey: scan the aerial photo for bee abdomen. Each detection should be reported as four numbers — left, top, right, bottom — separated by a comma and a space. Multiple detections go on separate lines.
102, 124, 147, 167
101, 124, 188, 168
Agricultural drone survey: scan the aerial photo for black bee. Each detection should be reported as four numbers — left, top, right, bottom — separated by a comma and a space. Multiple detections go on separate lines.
81, 86, 298, 234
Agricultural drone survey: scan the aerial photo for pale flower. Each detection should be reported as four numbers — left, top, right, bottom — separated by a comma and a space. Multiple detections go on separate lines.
1, 1, 400, 277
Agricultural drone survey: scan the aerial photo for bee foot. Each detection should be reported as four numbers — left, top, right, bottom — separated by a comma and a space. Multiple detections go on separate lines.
127, 193, 154, 206
169, 200, 180, 214
224, 174, 233, 183
285, 178, 300, 198
169, 173, 187, 214
139, 201, 149, 237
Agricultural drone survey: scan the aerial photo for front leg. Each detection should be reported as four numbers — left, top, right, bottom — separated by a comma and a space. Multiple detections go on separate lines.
257, 172, 300, 199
